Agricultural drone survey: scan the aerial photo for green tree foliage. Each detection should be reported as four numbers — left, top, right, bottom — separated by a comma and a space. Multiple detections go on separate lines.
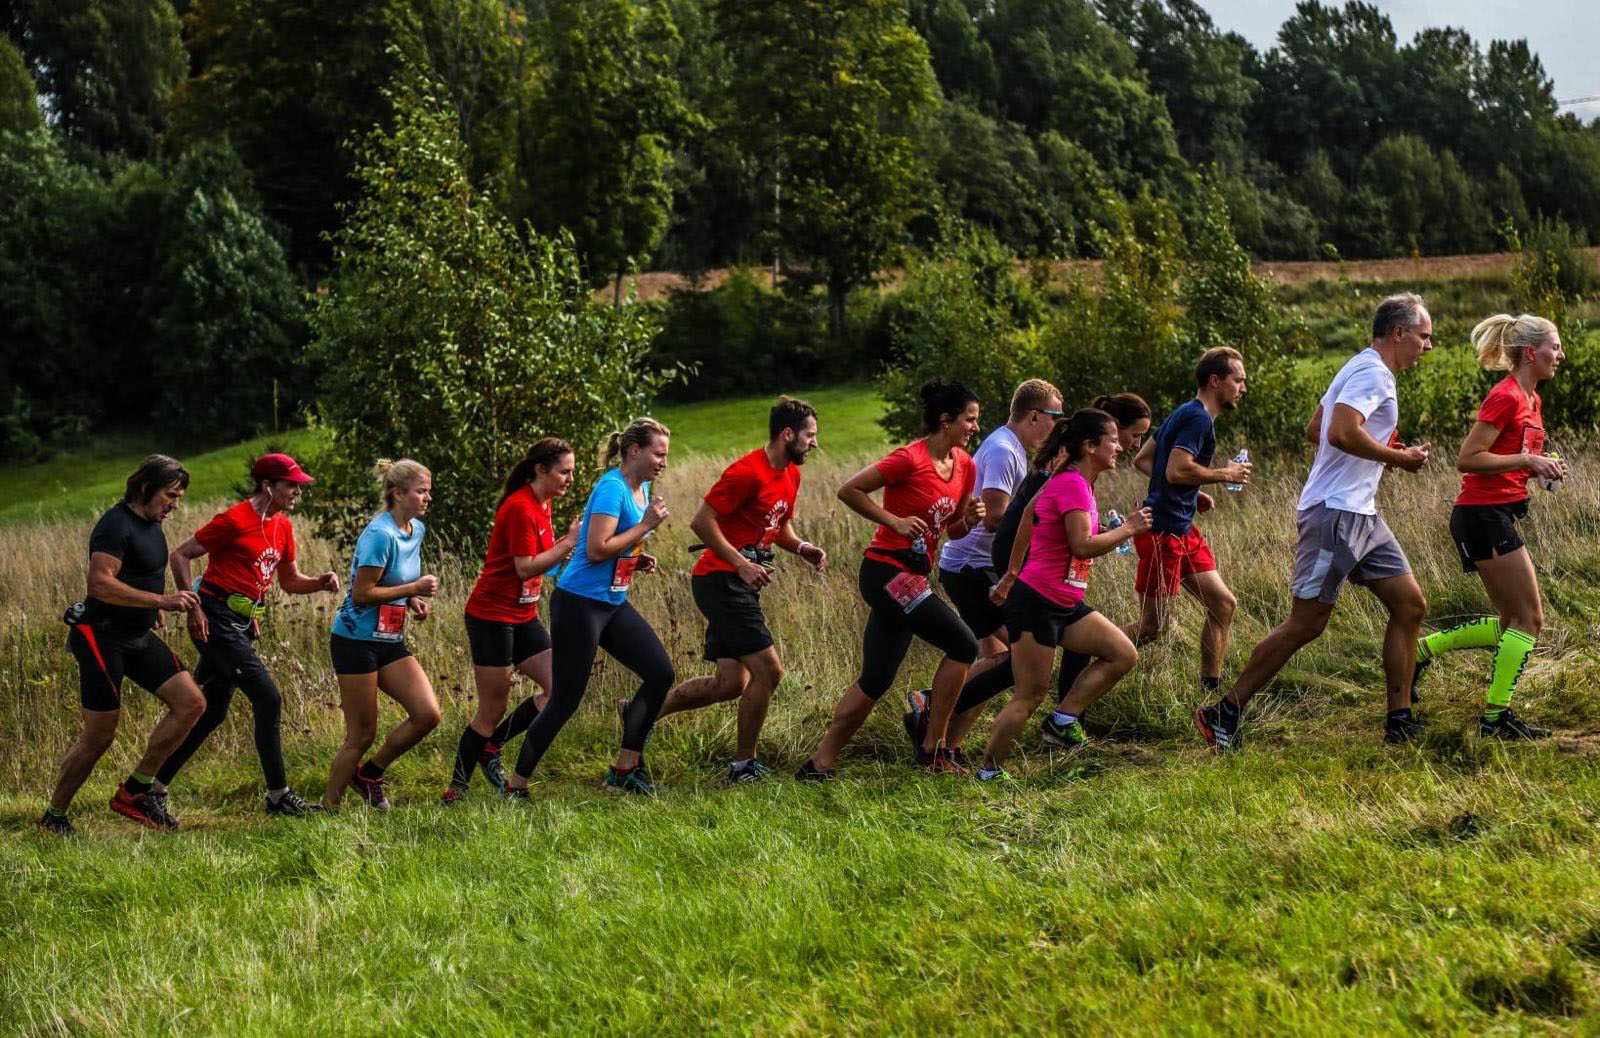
308, 72, 668, 554
717, 0, 940, 338
519, 0, 691, 294
0, 35, 41, 134
3, 0, 185, 161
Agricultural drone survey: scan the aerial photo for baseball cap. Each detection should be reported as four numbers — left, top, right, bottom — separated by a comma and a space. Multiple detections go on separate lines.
251, 453, 315, 484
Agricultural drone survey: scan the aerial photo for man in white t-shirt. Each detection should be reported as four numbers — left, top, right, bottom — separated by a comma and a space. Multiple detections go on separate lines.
1196, 293, 1435, 751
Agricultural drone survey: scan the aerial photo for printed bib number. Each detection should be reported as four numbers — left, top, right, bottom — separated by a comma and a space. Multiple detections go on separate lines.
376, 603, 407, 639
518, 579, 540, 605
1520, 425, 1545, 456
884, 571, 933, 614
1064, 555, 1093, 591
610, 554, 640, 594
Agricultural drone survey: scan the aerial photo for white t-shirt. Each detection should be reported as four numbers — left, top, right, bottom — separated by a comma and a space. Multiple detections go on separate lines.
1298, 347, 1399, 515
939, 424, 1028, 571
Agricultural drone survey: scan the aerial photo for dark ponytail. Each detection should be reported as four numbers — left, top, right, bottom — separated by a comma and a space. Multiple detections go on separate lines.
1089, 392, 1150, 430
1059, 408, 1116, 466
919, 378, 979, 433
500, 437, 573, 505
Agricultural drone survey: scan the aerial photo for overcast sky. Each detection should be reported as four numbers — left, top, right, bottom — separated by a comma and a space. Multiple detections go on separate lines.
1200, 0, 1600, 123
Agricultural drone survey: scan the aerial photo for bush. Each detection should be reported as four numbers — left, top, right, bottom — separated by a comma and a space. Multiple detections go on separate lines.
308, 70, 670, 555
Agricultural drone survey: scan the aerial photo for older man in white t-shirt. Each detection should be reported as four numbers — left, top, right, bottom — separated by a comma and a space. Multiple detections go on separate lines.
1196, 293, 1435, 751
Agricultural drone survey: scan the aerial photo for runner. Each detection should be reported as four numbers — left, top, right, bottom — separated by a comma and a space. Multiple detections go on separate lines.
505, 418, 675, 796
653, 397, 827, 782
1412, 313, 1568, 739
444, 438, 582, 803
158, 453, 340, 815
977, 409, 1151, 778
937, 395, 1152, 753
39, 456, 206, 834
325, 459, 443, 810
1195, 294, 1434, 750
796, 379, 983, 780
1122, 348, 1252, 701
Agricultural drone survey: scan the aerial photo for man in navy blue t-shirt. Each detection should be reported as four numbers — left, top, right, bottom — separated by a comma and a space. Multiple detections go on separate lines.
1127, 347, 1253, 694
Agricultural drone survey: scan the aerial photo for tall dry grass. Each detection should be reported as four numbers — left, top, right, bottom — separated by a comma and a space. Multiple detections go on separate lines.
3, 445, 1597, 792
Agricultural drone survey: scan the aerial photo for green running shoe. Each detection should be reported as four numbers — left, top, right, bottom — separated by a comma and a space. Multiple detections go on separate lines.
604, 765, 657, 796
1040, 715, 1088, 748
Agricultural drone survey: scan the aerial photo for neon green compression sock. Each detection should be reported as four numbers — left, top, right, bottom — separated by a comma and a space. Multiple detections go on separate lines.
1483, 628, 1537, 721
1418, 617, 1500, 663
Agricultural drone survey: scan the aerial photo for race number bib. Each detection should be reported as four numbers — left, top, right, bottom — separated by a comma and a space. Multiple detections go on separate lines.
376, 603, 407, 639
610, 554, 640, 594
1064, 555, 1093, 592
884, 571, 933, 614
518, 579, 540, 605
1520, 425, 1545, 456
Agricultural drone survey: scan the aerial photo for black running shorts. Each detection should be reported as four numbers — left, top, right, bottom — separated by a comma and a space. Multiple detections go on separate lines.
691, 571, 775, 662
1449, 499, 1529, 573
937, 564, 1006, 641
67, 624, 185, 712
329, 632, 414, 676
1003, 578, 1095, 648
464, 611, 552, 668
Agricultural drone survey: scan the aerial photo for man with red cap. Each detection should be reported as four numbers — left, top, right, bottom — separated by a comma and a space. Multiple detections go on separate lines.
155, 453, 341, 817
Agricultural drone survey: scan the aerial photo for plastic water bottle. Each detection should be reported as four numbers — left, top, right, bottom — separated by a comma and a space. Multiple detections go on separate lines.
1107, 510, 1133, 554
1542, 451, 1564, 492
1225, 448, 1249, 493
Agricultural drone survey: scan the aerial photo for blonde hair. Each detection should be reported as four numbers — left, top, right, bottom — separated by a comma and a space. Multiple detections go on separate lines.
372, 457, 430, 510
1010, 378, 1062, 420
1472, 313, 1557, 371
600, 417, 670, 468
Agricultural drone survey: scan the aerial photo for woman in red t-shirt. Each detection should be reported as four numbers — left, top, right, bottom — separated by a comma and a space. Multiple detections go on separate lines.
797, 380, 985, 780
444, 439, 582, 802
1415, 313, 1568, 740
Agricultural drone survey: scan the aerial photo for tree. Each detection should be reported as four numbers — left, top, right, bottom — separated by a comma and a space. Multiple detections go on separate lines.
0, 34, 41, 134
308, 70, 670, 553
717, 0, 940, 338
520, 0, 690, 298
3, 0, 185, 161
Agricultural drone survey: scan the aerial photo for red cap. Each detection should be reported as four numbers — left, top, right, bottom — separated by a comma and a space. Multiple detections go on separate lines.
251, 453, 314, 484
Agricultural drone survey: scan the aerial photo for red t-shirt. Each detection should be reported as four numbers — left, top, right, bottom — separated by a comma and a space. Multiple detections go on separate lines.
864, 439, 976, 572
693, 448, 803, 577
195, 499, 297, 600
1458, 378, 1544, 506
466, 486, 555, 624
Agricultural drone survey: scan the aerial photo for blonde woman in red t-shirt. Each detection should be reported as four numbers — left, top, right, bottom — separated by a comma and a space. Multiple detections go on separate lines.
443, 439, 582, 802
1414, 314, 1568, 740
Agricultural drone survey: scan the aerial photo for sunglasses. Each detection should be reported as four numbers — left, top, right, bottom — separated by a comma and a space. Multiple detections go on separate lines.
1035, 408, 1065, 418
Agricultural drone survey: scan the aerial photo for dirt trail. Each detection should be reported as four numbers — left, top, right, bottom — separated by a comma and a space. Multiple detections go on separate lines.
603, 247, 1600, 303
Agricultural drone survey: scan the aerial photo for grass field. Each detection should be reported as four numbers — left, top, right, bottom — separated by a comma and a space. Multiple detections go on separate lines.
5, 405, 1600, 1033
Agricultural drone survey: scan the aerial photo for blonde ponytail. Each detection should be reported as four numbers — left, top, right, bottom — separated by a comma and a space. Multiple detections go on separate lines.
599, 417, 671, 468
1472, 313, 1556, 371
372, 457, 430, 511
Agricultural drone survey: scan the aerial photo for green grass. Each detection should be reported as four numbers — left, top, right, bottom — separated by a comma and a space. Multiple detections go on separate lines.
657, 382, 889, 459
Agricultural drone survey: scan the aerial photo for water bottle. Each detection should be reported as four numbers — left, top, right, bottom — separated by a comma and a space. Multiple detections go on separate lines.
1541, 451, 1564, 492
1225, 448, 1249, 493
1107, 510, 1133, 554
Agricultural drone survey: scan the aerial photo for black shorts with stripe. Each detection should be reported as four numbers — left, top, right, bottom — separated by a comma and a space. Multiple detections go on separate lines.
66, 623, 185, 712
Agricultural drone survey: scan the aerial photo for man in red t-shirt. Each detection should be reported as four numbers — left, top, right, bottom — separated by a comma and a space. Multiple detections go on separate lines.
653, 398, 827, 782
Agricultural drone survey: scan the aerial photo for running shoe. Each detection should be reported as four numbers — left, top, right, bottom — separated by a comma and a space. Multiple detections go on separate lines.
1410, 656, 1430, 704
441, 786, 467, 806
921, 746, 970, 777
110, 783, 179, 831
902, 689, 929, 758
1479, 708, 1551, 741
1193, 704, 1238, 753
975, 765, 1012, 783
266, 788, 324, 817
502, 785, 531, 801
478, 742, 508, 793
36, 811, 75, 836
603, 766, 656, 796
795, 760, 837, 782
351, 769, 392, 811
729, 758, 775, 783
947, 745, 972, 770
148, 789, 173, 825
1383, 713, 1425, 745
1040, 715, 1088, 748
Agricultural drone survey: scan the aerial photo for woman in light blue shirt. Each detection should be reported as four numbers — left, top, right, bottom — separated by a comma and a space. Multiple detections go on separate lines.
324, 458, 442, 810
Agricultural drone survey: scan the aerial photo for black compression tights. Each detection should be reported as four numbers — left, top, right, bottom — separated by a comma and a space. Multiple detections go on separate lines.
513, 590, 674, 779
156, 653, 286, 789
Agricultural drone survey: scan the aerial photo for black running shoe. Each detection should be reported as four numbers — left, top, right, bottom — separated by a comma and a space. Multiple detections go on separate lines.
110, 783, 178, 831
795, 759, 837, 782
478, 743, 508, 793
729, 758, 775, 783
1480, 708, 1551, 741
266, 788, 325, 817
36, 811, 75, 836
1410, 656, 1430, 704
351, 769, 392, 811
1193, 704, 1238, 753
1383, 713, 1425, 745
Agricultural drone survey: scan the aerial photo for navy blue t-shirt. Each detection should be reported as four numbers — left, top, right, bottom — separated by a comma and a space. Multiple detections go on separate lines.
1143, 398, 1216, 535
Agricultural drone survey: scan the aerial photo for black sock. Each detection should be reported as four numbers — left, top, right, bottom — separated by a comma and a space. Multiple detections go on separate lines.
1200, 675, 1221, 693
450, 726, 490, 789
1218, 697, 1240, 723
124, 771, 154, 795
490, 696, 542, 747
358, 760, 385, 780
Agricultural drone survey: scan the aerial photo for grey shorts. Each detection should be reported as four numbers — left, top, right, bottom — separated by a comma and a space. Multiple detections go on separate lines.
1290, 503, 1411, 604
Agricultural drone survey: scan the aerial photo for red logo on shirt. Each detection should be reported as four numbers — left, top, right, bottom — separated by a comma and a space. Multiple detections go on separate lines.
928, 496, 957, 531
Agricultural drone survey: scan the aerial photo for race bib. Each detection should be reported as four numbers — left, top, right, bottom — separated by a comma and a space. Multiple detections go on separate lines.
884, 570, 933, 614
1064, 555, 1093, 591
1520, 425, 1545, 456
376, 603, 407, 639
610, 554, 640, 594
518, 578, 540, 605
